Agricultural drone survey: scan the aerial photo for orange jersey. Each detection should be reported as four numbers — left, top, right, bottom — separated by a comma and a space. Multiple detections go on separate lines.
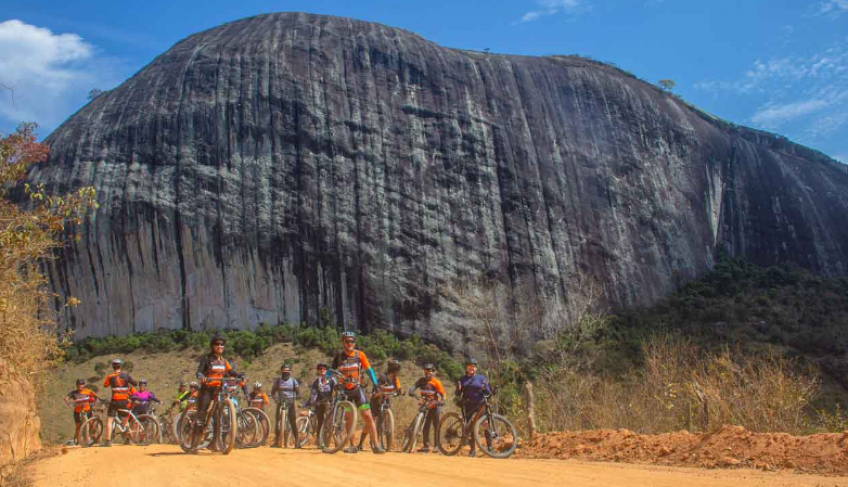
414, 377, 446, 402
186, 391, 199, 410
68, 388, 96, 413
197, 354, 233, 387
248, 392, 270, 410
378, 373, 402, 395
103, 372, 137, 401
333, 349, 371, 390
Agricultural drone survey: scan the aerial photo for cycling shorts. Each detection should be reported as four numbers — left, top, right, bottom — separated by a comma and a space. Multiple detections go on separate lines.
73, 411, 91, 424
344, 387, 370, 410
107, 399, 131, 418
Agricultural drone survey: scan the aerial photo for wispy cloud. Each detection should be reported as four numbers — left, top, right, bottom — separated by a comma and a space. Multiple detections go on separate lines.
750, 99, 830, 128
515, 0, 583, 24
0, 20, 122, 135
817, 0, 848, 17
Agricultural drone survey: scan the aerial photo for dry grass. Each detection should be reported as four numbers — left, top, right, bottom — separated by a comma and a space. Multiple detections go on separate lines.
533, 335, 822, 436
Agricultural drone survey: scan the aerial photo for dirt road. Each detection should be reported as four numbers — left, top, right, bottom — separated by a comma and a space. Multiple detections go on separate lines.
28, 445, 848, 487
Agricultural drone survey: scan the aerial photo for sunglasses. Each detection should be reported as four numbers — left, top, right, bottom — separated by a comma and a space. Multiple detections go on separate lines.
343, 339, 355, 344
213, 342, 225, 347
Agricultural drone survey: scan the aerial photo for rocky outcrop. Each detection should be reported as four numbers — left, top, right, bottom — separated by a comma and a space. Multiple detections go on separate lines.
0, 359, 41, 466
28, 13, 848, 345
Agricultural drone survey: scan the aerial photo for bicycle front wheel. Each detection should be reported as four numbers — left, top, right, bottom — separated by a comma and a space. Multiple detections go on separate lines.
402, 413, 424, 453
438, 412, 465, 456
217, 398, 237, 454
79, 417, 103, 448
243, 408, 270, 446
320, 401, 357, 454
378, 409, 395, 451
136, 415, 161, 446
474, 413, 518, 459
236, 410, 260, 448
295, 416, 311, 448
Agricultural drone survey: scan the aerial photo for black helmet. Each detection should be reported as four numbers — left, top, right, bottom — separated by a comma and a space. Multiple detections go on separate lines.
387, 359, 401, 373
139, 378, 148, 385
210, 334, 226, 346
465, 357, 478, 366
76, 378, 86, 385
423, 363, 435, 371
316, 363, 328, 370
280, 363, 292, 372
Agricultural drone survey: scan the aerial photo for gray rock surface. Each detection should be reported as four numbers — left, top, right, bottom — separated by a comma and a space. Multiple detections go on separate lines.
28, 13, 848, 345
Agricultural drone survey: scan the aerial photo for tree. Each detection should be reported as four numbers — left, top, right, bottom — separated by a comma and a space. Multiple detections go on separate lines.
0, 123, 97, 375
87, 89, 104, 101
658, 79, 676, 91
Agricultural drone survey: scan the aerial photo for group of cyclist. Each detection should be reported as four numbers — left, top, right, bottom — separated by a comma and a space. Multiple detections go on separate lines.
68, 330, 492, 456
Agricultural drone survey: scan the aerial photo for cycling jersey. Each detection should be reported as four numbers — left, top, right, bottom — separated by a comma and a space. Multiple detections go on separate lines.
67, 388, 96, 413
186, 391, 198, 410
303, 377, 336, 408
103, 372, 138, 401
410, 377, 446, 406
457, 373, 492, 405
130, 390, 160, 414
332, 349, 373, 390
377, 373, 402, 395
248, 392, 270, 409
195, 353, 239, 387
175, 390, 190, 411
271, 377, 299, 401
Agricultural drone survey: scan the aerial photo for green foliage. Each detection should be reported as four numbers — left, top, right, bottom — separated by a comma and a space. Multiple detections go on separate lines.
93, 362, 109, 377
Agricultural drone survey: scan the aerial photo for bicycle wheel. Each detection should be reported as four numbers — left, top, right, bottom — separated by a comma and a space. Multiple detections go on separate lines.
320, 401, 357, 454
474, 413, 518, 459
243, 408, 270, 446
274, 405, 286, 448
283, 409, 295, 448
402, 413, 424, 453
438, 412, 465, 456
177, 411, 212, 452
295, 416, 311, 448
137, 415, 161, 446
236, 410, 260, 448
217, 398, 237, 454
378, 409, 395, 451
79, 417, 103, 448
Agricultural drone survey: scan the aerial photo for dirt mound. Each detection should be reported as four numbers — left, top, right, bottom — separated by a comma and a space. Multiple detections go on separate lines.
0, 359, 41, 467
518, 425, 848, 474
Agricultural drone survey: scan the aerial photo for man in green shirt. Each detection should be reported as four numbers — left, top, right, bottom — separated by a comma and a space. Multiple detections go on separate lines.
172, 382, 190, 411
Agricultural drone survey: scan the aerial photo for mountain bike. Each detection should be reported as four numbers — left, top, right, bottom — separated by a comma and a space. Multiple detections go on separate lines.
438, 392, 517, 458
155, 406, 179, 444
401, 394, 440, 453
177, 376, 238, 454
221, 379, 262, 449
103, 402, 160, 446
374, 392, 398, 451
273, 397, 300, 448
242, 406, 270, 447
318, 369, 358, 454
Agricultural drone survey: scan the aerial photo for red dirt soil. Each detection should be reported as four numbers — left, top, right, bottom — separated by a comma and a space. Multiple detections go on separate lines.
517, 425, 848, 475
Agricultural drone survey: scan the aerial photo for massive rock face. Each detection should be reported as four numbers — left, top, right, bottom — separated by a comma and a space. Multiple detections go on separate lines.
29, 13, 848, 345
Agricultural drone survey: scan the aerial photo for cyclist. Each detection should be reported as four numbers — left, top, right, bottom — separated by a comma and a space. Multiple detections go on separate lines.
186, 382, 199, 411
301, 363, 335, 443
408, 363, 446, 453
100, 358, 139, 447
270, 363, 300, 448
357, 358, 402, 451
455, 357, 492, 457
64, 378, 99, 445
130, 379, 161, 415
248, 382, 270, 411
172, 382, 190, 411
331, 331, 385, 454
186, 335, 244, 454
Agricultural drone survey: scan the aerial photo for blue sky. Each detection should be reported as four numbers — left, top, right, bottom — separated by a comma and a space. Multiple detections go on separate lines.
1, 0, 847, 163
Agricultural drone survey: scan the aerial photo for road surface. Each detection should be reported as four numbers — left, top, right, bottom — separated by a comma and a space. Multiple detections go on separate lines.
28, 445, 848, 487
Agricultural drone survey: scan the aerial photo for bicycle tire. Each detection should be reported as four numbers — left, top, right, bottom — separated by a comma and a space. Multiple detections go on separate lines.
236, 410, 260, 448
437, 412, 465, 456
474, 413, 517, 459
274, 404, 286, 448
217, 398, 237, 454
177, 411, 212, 452
136, 415, 160, 446
295, 416, 311, 448
378, 409, 395, 451
320, 401, 357, 454
79, 417, 103, 448
402, 412, 424, 453
243, 408, 270, 446
283, 409, 295, 448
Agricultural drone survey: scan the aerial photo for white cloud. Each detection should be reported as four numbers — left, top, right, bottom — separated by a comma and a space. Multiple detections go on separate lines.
516, 0, 582, 23
818, 0, 848, 16
750, 99, 830, 128
0, 20, 119, 135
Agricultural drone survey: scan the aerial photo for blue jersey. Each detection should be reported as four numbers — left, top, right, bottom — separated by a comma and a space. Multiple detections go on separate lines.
457, 373, 491, 405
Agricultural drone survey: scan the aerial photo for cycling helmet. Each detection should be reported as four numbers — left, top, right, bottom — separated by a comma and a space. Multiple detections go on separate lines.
387, 359, 401, 373
341, 331, 356, 340
316, 363, 328, 370
253, 382, 262, 388
423, 363, 436, 371
280, 363, 292, 372
210, 334, 226, 346
189, 381, 199, 389
139, 379, 148, 385
111, 358, 123, 367
465, 357, 478, 366
76, 378, 86, 385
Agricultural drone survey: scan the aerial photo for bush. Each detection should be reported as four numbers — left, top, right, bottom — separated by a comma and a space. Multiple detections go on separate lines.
87, 375, 100, 383
93, 362, 109, 376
